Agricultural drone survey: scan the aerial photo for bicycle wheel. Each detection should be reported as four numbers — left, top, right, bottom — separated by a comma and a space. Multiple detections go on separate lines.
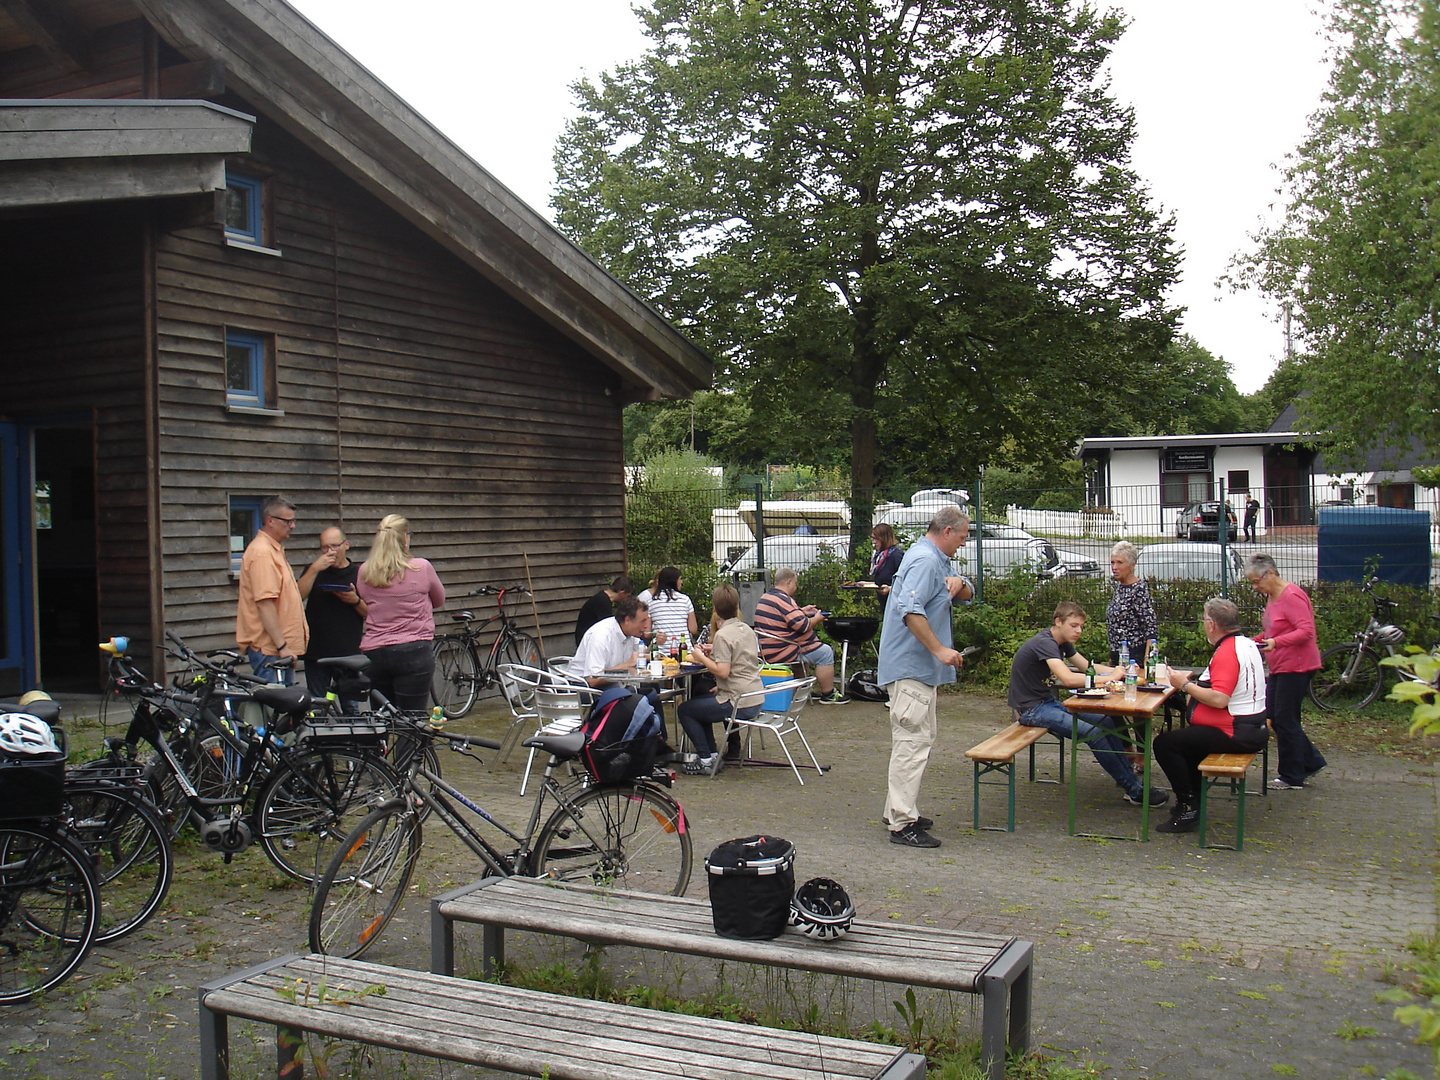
1309, 644, 1383, 711
64, 784, 173, 943
0, 823, 100, 1003
503, 632, 543, 673
309, 800, 421, 959
534, 783, 692, 896
255, 749, 400, 883
432, 637, 479, 719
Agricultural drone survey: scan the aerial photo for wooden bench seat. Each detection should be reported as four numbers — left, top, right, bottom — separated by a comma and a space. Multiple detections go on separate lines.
431, 876, 1033, 1080
964, 722, 1064, 832
199, 953, 925, 1080
1197, 751, 1262, 850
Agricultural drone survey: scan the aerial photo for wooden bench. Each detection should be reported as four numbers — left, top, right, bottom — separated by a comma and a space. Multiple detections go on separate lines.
431, 876, 1032, 1080
199, 952, 925, 1080
1197, 751, 1264, 850
964, 722, 1065, 832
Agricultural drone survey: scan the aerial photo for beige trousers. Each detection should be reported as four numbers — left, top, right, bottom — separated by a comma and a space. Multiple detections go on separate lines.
885, 678, 939, 830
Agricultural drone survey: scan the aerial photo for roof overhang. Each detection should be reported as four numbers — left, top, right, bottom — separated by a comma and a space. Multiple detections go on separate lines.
1081, 432, 1315, 453
0, 98, 252, 208
131, 0, 712, 400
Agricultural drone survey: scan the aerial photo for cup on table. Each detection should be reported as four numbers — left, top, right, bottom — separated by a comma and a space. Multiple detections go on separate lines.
649, 659, 664, 678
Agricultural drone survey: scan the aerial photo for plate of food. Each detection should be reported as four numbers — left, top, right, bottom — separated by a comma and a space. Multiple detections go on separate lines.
1071, 689, 1109, 699
1138, 684, 1168, 692
840, 581, 880, 589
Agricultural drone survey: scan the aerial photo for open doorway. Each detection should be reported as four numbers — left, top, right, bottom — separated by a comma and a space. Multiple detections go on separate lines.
34, 426, 98, 691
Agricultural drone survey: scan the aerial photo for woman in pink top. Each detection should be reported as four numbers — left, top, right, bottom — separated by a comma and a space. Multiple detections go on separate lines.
356, 514, 445, 711
1245, 552, 1326, 789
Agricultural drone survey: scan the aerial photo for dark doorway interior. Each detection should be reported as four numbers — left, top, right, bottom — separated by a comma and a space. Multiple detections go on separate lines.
35, 426, 98, 691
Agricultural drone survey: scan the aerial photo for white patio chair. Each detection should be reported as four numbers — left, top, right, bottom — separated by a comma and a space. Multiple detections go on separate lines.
546, 655, 575, 678
715, 676, 821, 785
494, 663, 544, 763
519, 672, 601, 796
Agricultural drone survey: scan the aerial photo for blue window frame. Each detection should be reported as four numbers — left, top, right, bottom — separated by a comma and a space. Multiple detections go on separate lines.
224, 169, 264, 245
229, 495, 264, 575
225, 329, 269, 408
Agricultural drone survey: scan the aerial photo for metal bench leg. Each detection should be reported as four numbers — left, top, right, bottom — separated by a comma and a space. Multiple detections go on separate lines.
198, 995, 229, 1080
1197, 776, 1211, 849
1234, 776, 1247, 851
972, 760, 982, 831
979, 939, 1034, 1080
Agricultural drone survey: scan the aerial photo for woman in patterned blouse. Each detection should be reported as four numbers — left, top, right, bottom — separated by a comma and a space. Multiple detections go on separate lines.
1106, 541, 1157, 668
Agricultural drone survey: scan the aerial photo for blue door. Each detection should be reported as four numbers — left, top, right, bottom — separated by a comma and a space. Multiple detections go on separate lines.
0, 424, 36, 689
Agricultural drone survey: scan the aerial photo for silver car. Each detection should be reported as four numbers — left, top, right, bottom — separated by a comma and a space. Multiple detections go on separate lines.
1136, 542, 1243, 585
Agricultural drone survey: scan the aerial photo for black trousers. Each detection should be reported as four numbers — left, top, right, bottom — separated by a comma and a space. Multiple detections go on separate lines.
363, 640, 435, 712
1153, 724, 1265, 804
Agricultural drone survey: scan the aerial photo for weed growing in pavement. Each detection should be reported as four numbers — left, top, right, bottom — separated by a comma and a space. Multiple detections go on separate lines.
1334, 1020, 1380, 1040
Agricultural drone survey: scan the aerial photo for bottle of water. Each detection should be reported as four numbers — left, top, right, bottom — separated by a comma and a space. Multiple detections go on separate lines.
1119, 640, 1130, 670
1146, 638, 1158, 683
1124, 659, 1139, 702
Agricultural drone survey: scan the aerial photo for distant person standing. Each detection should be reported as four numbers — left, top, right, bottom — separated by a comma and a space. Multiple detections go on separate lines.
297, 526, 366, 702
647, 566, 699, 644
876, 504, 973, 848
356, 515, 445, 711
868, 523, 904, 596
236, 496, 308, 684
1243, 497, 1261, 543
575, 575, 633, 646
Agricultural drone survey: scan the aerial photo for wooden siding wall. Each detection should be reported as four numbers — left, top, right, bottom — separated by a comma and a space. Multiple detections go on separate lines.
0, 215, 150, 669
155, 117, 629, 658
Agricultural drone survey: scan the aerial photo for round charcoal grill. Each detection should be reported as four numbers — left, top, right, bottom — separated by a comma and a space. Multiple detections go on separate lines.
823, 616, 880, 697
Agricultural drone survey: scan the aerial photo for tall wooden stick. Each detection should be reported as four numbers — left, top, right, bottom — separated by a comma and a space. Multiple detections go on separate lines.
523, 552, 546, 657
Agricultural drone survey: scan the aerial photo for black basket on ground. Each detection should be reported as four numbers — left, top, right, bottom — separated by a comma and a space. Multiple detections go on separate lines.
0, 751, 67, 821
704, 834, 796, 939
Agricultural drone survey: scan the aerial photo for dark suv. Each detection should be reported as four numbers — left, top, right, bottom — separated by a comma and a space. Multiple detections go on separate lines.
1175, 501, 1237, 541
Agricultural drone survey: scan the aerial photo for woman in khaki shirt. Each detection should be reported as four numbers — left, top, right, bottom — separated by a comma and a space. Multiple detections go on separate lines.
678, 585, 764, 774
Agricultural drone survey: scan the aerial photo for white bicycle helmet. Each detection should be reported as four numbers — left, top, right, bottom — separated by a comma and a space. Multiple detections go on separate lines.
790, 877, 855, 942
0, 712, 61, 756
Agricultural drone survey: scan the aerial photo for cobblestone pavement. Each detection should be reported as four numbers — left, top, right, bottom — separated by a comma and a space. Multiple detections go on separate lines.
2, 691, 1435, 1079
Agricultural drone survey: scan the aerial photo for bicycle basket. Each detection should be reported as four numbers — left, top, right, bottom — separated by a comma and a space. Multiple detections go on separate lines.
1374, 624, 1406, 648
0, 751, 66, 821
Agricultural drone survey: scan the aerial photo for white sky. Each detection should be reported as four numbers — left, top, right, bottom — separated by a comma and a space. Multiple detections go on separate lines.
289, 0, 1335, 394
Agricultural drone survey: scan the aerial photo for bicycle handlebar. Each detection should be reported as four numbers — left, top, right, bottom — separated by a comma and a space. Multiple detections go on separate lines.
466, 585, 531, 597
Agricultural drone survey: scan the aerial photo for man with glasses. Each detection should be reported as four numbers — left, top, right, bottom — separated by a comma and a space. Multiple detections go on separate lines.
236, 496, 309, 683
298, 526, 367, 702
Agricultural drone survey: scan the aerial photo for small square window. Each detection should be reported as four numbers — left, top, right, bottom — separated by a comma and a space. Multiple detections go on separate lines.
1227, 470, 1250, 495
229, 495, 263, 575
225, 329, 272, 409
224, 169, 265, 245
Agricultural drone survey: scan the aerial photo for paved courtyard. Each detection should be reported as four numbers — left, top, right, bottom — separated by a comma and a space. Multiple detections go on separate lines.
2, 690, 1436, 1079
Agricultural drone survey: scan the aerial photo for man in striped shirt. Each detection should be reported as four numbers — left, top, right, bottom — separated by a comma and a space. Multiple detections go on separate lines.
753, 568, 845, 704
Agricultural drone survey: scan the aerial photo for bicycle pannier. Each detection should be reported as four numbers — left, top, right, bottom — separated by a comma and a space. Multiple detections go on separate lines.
579, 687, 661, 783
704, 834, 796, 939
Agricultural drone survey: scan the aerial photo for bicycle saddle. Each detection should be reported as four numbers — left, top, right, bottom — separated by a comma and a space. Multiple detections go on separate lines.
522, 730, 585, 759
250, 685, 313, 714
451, 611, 474, 623
314, 654, 371, 673
0, 699, 60, 724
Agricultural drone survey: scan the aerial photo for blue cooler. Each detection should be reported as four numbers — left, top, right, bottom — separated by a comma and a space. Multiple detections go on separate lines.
761, 666, 794, 711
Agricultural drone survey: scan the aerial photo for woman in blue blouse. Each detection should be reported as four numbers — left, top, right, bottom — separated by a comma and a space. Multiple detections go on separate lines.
868, 523, 904, 595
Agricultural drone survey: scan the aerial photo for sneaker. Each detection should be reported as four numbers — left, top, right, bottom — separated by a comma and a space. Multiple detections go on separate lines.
1122, 786, 1170, 808
1268, 777, 1304, 790
882, 816, 934, 830
1156, 807, 1200, 834
814, 689, 849, 705
1304, 763, 1327, 779
724, 736, 743, 761
683, 755, 719, 776
889, 823, 941, 848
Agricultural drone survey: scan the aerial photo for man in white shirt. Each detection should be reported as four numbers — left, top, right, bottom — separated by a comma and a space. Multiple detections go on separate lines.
568, 598, 652, 687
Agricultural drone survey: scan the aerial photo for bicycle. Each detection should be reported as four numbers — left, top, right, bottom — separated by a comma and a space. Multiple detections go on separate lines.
1309, 577, 1425, 710
309, 718, 692, 959
430, 585, 543, 719
0, 818, 102, 1004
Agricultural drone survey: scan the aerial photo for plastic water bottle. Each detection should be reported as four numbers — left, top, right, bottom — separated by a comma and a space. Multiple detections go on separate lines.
1119, 640, 1130, 670
1124, 660, 1139, 702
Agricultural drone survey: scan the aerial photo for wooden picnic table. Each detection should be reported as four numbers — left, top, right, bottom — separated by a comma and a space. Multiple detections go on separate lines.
1062, 683, 1177, 841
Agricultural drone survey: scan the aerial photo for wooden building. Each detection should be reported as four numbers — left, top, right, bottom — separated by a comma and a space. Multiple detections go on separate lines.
0, 0, 710, 692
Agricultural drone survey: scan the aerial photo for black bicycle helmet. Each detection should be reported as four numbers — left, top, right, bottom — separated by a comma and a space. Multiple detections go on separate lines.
789, 877, 855, 941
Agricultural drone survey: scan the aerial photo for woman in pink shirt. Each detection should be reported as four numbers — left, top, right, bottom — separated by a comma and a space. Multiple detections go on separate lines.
356, 514, 445, 711
1245, 553, 1326, 789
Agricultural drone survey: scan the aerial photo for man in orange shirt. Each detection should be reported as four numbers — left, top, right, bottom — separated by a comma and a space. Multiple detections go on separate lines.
236, 496, 309, 683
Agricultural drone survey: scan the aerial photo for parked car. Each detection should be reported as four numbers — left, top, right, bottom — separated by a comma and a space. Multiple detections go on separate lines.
1136, 542, 1242, 584
721, 534, 850, 574
970, 523, 1103, 578
1175, 501, 1238, 541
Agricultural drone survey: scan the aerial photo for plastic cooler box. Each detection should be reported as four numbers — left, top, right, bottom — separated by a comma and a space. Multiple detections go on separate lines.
760, 665, 794, 711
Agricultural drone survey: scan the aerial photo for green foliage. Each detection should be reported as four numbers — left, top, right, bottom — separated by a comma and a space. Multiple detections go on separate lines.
1233, 0, 1440, 467
626, 452, 727, 570
555, 0, 1180, 501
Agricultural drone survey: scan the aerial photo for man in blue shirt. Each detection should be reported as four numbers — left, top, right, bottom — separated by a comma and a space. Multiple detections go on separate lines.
876, 504, 973, 848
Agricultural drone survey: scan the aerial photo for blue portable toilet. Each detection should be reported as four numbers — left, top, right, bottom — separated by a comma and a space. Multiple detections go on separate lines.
1317, 507, 1431, 587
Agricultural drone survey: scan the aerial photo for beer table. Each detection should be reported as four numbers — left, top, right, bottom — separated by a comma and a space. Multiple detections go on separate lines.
1062, 683, 1177, 841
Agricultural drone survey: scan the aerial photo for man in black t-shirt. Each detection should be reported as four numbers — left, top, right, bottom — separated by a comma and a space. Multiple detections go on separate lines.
298, 526, 367, 701
574, 574, 634, 647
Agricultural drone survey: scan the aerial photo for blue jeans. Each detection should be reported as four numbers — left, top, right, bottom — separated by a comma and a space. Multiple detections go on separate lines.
247, 649, 293, 686
1017, 698, 1140, 796
677, 693, 759, 756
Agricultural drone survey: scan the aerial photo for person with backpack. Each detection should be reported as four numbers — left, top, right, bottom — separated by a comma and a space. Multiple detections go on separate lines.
678, 585, 763, 775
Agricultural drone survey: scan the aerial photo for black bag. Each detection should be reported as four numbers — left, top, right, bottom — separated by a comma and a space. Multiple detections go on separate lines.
0, 751, 66, 821
580, 687, 662, 783
705, 834, 796, 939
846, 669, 889, 702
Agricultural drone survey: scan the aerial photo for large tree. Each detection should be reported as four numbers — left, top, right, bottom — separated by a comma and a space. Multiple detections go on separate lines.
554, 0, 1179, 538
1237, 0, 1440, 466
